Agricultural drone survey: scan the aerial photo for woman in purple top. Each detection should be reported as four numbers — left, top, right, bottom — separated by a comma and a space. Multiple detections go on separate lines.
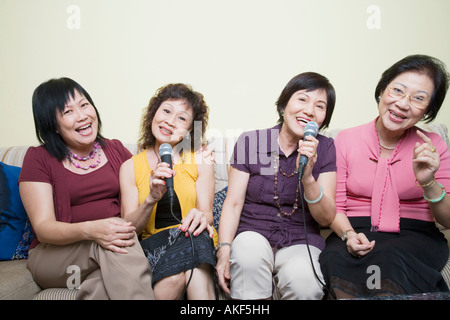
216, 72, 337, 299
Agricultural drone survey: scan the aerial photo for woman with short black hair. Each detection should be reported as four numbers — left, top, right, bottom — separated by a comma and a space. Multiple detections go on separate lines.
216, 72, 337, 299
19, 77, 154, 299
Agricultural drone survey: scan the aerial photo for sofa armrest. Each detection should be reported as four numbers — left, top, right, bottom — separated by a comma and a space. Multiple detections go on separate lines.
0, 146, 30, 167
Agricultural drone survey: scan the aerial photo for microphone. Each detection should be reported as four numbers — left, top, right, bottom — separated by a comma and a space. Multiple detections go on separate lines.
159, 143, 175, 201
298, 121, 319, 180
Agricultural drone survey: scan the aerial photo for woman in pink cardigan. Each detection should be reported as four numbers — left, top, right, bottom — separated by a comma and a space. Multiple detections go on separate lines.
320, 55, 450, 299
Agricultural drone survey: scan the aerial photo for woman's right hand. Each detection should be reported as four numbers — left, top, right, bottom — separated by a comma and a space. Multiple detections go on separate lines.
148, 161, 175, 202
346, 232, 375, 257
87, 217, 137, 254
216, 247, 232, 295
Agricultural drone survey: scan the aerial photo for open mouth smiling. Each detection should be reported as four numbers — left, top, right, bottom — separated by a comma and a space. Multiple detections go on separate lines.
296, 117, 310, 126
159, 126, 173, 135
389, 110, 407, 120
76, 123, 92, 132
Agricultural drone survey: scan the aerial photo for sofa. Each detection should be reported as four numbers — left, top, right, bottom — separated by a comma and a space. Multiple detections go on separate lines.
1, 123, 450, 300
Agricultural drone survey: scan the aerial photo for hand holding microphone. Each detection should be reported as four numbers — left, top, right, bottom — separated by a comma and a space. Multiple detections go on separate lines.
159, 143, 175, 202
298, 121, 319, 180
159, 143, 214, 241
147, 143, 176, 204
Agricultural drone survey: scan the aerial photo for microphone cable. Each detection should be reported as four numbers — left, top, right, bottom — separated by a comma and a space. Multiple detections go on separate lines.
159, 143, 195, 298
169, 196, 195, 299
298, 181, 336, 299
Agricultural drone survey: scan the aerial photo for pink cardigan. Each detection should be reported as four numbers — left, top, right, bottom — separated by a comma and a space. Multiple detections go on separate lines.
335, 119, 450, 232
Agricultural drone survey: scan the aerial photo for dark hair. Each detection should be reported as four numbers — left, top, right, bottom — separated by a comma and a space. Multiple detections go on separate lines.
32, 77, 104, 160
375, 54, 450, 123
138, 83, 209, 151
276, 72, 336, 129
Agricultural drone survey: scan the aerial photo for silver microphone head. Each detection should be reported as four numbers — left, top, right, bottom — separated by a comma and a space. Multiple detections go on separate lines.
159, 143, 172, 156
304, 121, 319, 137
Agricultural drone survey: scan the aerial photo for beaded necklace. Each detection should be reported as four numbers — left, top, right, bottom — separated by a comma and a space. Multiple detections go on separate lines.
69, 141, 102, 170
273, 152, 299, 217
379, 140, 396, 150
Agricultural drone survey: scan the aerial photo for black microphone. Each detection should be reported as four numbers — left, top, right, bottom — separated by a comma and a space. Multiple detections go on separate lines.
159, 143, 175, 201
298, 121, 319, 180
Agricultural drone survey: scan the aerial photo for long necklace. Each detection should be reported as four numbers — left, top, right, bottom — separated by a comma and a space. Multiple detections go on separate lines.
273, 152, 299, 217
69, 141, 102, 170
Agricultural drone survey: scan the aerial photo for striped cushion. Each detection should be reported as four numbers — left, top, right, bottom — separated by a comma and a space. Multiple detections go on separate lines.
441, 258, 450, 289
34, 288, 78, 300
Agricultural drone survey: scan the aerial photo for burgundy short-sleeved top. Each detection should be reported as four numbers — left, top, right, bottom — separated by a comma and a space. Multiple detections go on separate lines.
231, 124, 336, 250
19, 139, 132, 248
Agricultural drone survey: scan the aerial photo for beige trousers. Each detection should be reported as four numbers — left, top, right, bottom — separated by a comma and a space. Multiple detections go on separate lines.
230, 231, 324, 300
27, 233, 155, 300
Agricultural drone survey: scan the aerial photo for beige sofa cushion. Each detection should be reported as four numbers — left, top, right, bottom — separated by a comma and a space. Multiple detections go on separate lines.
0, 260, 40, 300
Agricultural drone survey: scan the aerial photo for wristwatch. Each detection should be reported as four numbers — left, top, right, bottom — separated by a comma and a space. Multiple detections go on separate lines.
341, 229, 354, 242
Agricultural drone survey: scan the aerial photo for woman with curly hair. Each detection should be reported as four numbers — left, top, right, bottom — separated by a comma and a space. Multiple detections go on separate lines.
120, 83, 217, 299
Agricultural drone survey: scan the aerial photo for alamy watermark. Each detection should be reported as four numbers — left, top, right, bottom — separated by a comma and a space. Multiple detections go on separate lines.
66, 5, 81, 30
366, 5, 381, 30
171, 121, 280, 175
65, 4, 381, 31
66, 265, 81, 290
366, 265, 381, 290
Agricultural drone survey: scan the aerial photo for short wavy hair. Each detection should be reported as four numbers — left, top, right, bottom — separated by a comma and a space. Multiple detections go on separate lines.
276, 72, 336, 130
138, 83, 209, 151
375, 54, 449, 123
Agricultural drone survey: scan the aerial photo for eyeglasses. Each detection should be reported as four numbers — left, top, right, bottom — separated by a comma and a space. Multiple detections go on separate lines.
386, 86, 429, 110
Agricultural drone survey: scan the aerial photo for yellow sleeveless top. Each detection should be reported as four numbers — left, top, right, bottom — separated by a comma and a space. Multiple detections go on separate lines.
133, 149, 218, 245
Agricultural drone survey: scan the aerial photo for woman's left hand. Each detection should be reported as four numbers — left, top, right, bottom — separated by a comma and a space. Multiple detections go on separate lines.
88, 217, 137, 254
178, 208, 215, 238
197, 144, 215, 165
413, 131, 440, 185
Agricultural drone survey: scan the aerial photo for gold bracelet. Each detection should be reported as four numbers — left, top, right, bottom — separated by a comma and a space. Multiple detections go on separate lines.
415, 177, 436, 188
